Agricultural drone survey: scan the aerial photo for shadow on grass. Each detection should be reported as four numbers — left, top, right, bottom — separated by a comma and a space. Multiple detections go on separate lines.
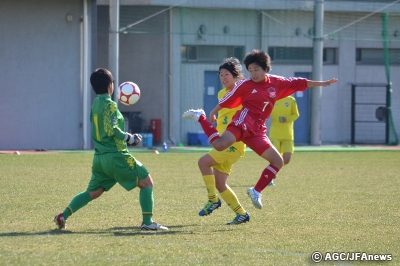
0, 230, 174, 237
0, 224, 234, 237
108, 224, 235, 236
229, 184, 254, 188
0, 230, 76, 237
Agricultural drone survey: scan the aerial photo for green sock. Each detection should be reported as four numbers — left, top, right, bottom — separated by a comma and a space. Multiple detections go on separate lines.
62, 191, 92, 220
202, 174, 218, 202
220, 186, 247, 215
140, 187, 154, 225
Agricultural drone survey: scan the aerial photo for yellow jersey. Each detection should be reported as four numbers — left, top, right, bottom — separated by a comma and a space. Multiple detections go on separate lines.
269, 96, 299, 140
216, 88, 246, 156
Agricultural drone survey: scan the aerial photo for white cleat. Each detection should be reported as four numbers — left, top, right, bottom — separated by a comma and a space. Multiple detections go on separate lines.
247, 187, 263, 209
182, 109, 205, 121
141, 222, 168, 231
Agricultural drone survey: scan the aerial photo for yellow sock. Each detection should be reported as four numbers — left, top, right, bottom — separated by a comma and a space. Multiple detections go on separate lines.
202, 175, 218, 202
220, 186, 246, 215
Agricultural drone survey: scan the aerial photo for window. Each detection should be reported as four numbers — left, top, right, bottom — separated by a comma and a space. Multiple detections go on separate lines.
356, 48, 383, 64
181, 45, 245, 63
187, 46, 198, 61
268, 47, 338, 64
356, 48, 400, 65
323, 48, 337, 65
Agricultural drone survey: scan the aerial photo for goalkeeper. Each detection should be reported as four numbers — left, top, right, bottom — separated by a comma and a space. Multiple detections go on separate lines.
53, 68, 168, 231
268, 96, 300, 185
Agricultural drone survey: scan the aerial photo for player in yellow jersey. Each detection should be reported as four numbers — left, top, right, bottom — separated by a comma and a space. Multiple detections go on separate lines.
269, 95, 299, 185
197, 57, 250, 225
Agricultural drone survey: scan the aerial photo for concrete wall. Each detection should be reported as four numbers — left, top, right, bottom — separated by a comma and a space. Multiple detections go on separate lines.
177, 7, 400, 145
0, 0, 84, 150
1, 2, 399, 149
97, 5, 170, 144
179, 8, 261, 144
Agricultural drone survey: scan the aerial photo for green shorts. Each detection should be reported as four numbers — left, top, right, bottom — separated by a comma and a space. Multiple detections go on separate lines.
270, 139, 294, 155
208, 146, 242, 175
88, 152, 149, 192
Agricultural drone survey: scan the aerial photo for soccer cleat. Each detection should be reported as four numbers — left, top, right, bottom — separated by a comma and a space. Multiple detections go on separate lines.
141, 222, 168, 231
54, 213, 66, 229
226, 212, 250, 225
182, 109, 206, 121
268, 180, 275, 186
247, 187, 263, 209
198, 199, 222, 216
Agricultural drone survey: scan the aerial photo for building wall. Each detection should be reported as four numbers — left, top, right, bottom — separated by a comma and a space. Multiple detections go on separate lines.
0, 0, 84, 150
176, 7, 400, 145
97, 5, 170, 144
1, 2, 399, 150
179, 8, 261, 144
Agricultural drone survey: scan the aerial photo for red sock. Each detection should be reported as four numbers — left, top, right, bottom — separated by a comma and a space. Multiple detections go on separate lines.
254, 164, 280, 193
198, 115, 220, 143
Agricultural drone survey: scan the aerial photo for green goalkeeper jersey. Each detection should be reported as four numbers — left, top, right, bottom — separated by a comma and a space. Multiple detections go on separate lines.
90, 94, 128, 154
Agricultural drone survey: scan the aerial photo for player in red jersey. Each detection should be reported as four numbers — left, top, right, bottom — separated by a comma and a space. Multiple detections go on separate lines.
183, 49, 338, 209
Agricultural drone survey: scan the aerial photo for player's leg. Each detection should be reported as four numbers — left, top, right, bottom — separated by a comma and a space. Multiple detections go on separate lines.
246, 136, 283, 209
128, 161, 168, 231
54, 187, 105, 225
214, 170, 250, 225
281, 140, 294, 165
212, 130, 237, 151
257, 146, 283, 189
182, 109, 236, 151
101, 152, 167, 230
270, 139, 281, 152
269, 139, 283, 186
54, 155, 114, 229
213, 155, 250, 224
137, 175, 168, 230
282, 153, 292, 164
197, 153, 221, 216
198, 153, 219, 203
137, 175, 154, 227
54, 190, 99, 230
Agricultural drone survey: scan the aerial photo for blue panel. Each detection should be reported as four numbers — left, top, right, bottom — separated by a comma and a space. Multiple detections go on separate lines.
203, 71, 221, 117
188, 132, 209, 146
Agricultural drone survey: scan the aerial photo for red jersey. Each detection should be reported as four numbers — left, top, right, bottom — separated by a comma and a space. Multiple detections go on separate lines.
218, 75, 308, 122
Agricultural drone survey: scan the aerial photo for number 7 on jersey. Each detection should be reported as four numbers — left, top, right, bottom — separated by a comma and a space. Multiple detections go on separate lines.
262, 102, 269, 112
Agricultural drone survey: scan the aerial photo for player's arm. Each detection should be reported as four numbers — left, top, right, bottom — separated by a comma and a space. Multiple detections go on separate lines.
209, 105, 222, 123
124, 133, 142, 146
218, 79, 246, 109
111, 120, 141, 145
286, 99, 300, 122
307, 78, 338, 88
115, 124, 142, 146
107, 103, 142, 146
270, 104, 280, 124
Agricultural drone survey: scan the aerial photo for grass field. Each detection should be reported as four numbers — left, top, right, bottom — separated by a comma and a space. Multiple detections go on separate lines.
0, 149, 399, 265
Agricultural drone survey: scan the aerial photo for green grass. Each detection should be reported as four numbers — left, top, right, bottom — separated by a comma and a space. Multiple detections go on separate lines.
0, 150, 399, 265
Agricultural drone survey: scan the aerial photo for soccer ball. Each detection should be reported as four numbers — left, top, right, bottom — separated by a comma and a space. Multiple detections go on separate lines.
118, 81, 141, 106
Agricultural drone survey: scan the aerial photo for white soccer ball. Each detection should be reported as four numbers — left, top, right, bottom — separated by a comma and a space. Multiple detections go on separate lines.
118, 81, 141, 106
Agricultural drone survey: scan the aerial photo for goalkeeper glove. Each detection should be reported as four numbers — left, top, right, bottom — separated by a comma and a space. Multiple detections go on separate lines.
125, 133, 142, 146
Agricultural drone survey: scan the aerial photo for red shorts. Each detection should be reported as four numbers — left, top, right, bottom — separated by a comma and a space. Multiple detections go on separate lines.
226, 108, 273, 156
